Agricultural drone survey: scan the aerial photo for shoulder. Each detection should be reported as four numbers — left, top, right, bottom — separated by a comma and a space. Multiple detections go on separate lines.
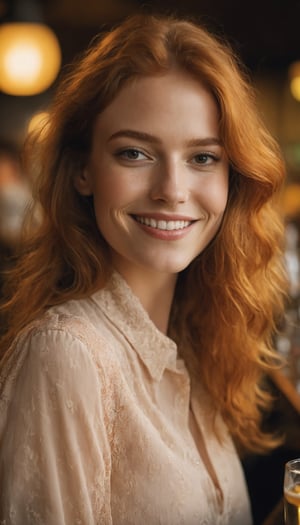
1, 311, 121, 408
0, 311, 121, 438
18, 311, 113, 364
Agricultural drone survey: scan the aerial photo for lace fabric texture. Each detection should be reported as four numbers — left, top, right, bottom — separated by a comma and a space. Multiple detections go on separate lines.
0, 272, 252, 524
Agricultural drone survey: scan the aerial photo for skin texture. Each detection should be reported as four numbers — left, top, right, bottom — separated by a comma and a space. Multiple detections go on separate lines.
75, 70, 229, 330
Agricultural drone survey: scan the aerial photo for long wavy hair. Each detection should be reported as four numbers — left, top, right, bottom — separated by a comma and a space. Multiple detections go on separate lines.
0, 14, 287, 452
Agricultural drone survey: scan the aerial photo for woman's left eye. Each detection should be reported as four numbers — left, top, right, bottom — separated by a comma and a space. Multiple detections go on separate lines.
116, 148, 148, 160
192, 153, 218, 165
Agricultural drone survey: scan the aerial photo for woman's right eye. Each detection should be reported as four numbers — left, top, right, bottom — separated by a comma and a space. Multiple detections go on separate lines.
116, 148, 148, 160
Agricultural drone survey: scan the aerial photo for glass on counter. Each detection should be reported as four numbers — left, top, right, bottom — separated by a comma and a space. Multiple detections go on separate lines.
284, 458, 300, 524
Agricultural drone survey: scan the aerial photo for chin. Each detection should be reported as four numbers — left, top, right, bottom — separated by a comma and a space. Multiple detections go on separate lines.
146, 258, 196, 275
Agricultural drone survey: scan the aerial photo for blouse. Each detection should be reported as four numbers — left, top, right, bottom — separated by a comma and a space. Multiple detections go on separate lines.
0, 271, 252, 524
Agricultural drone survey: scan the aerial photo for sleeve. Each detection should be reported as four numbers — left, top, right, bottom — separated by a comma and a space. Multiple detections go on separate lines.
0, 327, 113, 525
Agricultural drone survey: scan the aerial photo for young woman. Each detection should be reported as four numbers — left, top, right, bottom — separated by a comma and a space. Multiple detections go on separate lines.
0, 13, 286, 525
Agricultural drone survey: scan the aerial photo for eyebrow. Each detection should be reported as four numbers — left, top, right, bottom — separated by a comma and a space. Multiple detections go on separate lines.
108, 129, 222, 147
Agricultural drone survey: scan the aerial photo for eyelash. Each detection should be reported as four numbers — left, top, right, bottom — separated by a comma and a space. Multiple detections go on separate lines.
115, 148, 220, 165
192, 152, 220, 165
115, 148, 148, 161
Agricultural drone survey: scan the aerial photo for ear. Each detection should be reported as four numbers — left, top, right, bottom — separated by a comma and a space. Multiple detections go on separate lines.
74, 168, 93, 196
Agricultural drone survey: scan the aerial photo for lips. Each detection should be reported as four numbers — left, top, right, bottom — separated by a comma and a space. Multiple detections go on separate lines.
134, 216, 192, 231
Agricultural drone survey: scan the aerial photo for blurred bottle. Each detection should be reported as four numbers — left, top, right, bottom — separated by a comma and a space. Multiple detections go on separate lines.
0, 140, 32, 242
0, 139, 32, 298
0, 173, 31, 247
276, 222, 300, 391
285, 222, 300, 301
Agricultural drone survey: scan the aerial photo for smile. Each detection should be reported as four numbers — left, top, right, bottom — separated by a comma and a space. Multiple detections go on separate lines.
133, 216, 192, 231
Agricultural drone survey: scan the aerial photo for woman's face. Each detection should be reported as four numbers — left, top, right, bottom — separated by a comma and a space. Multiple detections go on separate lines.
76, 70, 229, 278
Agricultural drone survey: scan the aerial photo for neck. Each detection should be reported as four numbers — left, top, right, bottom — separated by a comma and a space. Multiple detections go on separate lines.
113, 263, 177, 334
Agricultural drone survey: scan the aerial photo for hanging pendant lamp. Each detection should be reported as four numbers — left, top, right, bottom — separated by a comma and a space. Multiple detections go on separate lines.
0, 1, 61, 96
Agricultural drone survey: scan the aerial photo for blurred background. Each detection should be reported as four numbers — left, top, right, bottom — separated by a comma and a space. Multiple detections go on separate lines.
1, 0, 300, 182
0, 0, 300, 169
0, 1, 300, 523
1, 0, 300, 215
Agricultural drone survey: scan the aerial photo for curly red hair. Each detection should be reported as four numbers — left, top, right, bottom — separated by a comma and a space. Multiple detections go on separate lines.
0, 14, 287, 452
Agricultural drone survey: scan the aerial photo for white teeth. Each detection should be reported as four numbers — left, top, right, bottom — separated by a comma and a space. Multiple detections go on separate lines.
135, 216, 191, 230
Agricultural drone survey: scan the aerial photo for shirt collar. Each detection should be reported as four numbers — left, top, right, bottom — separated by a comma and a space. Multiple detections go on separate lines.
91, 271, 178, 381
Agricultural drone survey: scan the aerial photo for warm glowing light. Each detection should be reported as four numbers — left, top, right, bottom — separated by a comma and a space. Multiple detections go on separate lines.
291, 77, 300, 102
0, 23, 61, 96
4, 43, 42, 83
289, 61, 300, 102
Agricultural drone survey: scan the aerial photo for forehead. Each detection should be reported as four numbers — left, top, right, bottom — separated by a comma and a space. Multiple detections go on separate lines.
93, 70, 220, 139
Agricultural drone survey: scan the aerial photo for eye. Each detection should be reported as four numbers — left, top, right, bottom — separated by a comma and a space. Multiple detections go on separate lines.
116, 148, 148, 161
192, 152, 219, 165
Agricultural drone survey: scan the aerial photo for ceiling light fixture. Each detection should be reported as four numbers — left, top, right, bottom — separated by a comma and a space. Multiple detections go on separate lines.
0, 0, 61, 96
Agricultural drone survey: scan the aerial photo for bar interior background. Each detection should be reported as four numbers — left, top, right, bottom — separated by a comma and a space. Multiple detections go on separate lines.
1, 1, 300, 524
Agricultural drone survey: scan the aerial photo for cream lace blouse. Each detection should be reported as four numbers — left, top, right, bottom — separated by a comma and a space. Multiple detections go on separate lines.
0, 272, 252, 524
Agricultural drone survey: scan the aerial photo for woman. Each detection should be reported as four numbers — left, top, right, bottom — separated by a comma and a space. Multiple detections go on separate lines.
0, 13, 286, 525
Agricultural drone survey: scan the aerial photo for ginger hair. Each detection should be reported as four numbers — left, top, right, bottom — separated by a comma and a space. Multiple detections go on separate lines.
0, 14, 287, 452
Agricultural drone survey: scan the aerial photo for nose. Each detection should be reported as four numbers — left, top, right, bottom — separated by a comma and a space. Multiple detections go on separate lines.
150, 159, 189, 204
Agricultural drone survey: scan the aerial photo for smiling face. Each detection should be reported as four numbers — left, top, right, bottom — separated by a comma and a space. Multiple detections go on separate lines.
75, 70, 229, 282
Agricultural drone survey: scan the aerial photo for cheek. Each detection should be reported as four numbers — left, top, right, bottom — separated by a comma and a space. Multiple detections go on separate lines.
92, 175, 142, 233
214, 185, 229, 214
198, 177, 229, 216
92, 181, 122, 211
92, 164, 143, 207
